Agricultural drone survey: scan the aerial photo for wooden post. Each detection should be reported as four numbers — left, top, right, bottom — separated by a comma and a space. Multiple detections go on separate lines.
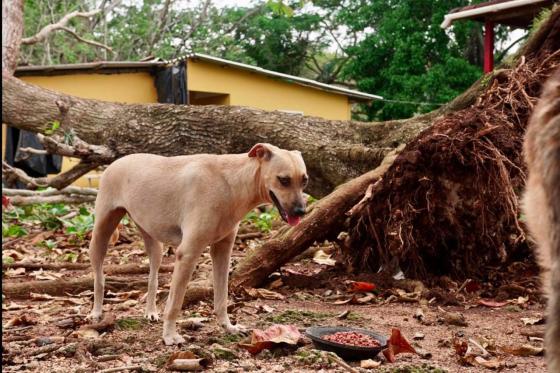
483, 20, 494, 73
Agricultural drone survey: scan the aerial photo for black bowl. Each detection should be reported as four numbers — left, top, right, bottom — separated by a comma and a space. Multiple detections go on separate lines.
305, 326, 387, 361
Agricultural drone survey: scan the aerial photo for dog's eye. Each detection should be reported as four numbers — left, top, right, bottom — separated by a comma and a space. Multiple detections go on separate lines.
277, 176, 291, 187
302, 175, 308, 187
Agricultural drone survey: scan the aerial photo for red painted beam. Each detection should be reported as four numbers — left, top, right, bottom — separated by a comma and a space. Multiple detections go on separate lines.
484, 20, 495, 73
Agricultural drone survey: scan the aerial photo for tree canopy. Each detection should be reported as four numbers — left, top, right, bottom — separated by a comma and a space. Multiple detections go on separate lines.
20, 0, 518, 121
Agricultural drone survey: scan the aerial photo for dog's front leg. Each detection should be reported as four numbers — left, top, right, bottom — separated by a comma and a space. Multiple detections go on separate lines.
210, 226, 246, 334
162, 235, 206, 345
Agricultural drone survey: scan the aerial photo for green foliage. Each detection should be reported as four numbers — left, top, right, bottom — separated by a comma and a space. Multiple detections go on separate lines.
20, 0, 517, 122
234, 2, 325, 75
2, 223, 28, 237
244, 209, 280, 232
39, 239, 57, 251
44, 120, 60, 135
63, 209, 94, 240
1, 200, 94, 240
339, 0, 491, 120
531, 7, 553, 35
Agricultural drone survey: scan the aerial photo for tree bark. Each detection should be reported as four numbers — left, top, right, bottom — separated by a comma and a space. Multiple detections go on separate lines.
1, 74, 477, 197
2, 0, 24, 75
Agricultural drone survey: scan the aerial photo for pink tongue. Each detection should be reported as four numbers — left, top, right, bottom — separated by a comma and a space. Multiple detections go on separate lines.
287, 215, 301, 226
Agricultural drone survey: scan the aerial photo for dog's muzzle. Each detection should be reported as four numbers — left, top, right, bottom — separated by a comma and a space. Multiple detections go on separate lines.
269, 191, 303, 226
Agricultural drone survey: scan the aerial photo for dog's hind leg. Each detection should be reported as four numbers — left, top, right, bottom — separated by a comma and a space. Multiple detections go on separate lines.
210, 226, 246, 334
89, 205, 126, 321
162, 231, 207, 345
139, 228, 163, 321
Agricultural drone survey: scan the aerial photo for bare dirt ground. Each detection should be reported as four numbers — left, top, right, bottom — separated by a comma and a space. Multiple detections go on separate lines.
2, 206, 548, 372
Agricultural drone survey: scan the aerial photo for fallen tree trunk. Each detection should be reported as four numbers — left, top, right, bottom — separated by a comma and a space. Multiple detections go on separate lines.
2, 262, 174, 274
2, 272, 212, 306
230, 150, 398, 288
2, 74, 481, 197
2, 276, 148, 298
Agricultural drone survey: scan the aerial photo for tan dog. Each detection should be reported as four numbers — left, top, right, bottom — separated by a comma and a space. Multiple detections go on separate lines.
89, 143, 308, 345
523, 69, 560, 372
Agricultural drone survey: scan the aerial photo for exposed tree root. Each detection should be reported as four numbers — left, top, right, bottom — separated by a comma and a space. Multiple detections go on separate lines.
346, 10, 560, 280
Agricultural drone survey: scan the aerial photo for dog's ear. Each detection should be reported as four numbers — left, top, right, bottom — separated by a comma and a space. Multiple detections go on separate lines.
248, 143, 272, 160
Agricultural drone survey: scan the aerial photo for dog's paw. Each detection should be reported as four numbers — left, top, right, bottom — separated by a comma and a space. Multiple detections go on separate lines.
223, 322, 248, 335
87, 310, 103, 322
144, 309, 159, 322
162, 332, 186, 346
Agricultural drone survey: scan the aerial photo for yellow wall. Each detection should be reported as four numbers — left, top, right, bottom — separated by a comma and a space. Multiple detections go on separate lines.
187, 60, 351, 120
2, 72, 157, 188
3, 64, 353, 190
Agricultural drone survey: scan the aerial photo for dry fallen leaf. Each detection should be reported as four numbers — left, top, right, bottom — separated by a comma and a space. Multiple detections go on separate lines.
5, 314, 37, 327
113, 299, 138, 310
312, 249, 336, 266
243, 287, 285, 300
356, 293, 376, 304
478, 299, 509, 308
2, 301, 29, 311
258, 304, 275, 313
438, 307, 468, 326
75, 328, 100, 340
360, 359, 382, 369
5, 267, 26, 277
502, 344, 544, 356
520, 317, 545, 326
474, 356, 506, 369
348, 281, 376, 293
166, 351, 197, 365
382, 328, 417, 363
239, 324, 301, 355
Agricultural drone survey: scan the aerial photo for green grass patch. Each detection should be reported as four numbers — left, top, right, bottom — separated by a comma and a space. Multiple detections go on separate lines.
378, 364, 448, 373
345, 311, 363, 321
116, 317, 147, 330
219, 333, 243, 344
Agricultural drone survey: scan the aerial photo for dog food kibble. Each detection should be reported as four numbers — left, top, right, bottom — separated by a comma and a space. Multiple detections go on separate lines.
322, 331, 381, 347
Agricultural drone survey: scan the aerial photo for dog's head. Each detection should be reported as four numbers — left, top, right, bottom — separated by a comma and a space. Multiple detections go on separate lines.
249, 143, 308, 226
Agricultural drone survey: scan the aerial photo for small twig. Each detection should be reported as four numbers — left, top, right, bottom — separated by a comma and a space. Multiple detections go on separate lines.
97, 365, 142, 373
237, 232, 263, 240
2, 161, 48, 189
324, 351, 359, 373
58, 26, 113, 52
2, 160, 101, 192
37, 133, 114, 163
3, 325, 34, 333
3, 186, 98, 197
23, 343, 63, 357
457, 278, 471, 293
469, 338, 490, 357
21, 1, 122, 45
17, 147, 49, 157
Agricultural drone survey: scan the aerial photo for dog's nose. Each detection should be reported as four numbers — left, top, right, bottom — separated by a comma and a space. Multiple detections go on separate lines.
292, 205, 306, 217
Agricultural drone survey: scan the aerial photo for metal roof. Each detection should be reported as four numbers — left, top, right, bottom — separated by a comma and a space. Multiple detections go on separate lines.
185, 53, 382, 102
441, 0, 553, 29
15, 60, 167, 74
15, 54, 381, 102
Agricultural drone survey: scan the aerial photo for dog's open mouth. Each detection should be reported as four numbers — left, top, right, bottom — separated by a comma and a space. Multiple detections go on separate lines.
269, 191, 301, 226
